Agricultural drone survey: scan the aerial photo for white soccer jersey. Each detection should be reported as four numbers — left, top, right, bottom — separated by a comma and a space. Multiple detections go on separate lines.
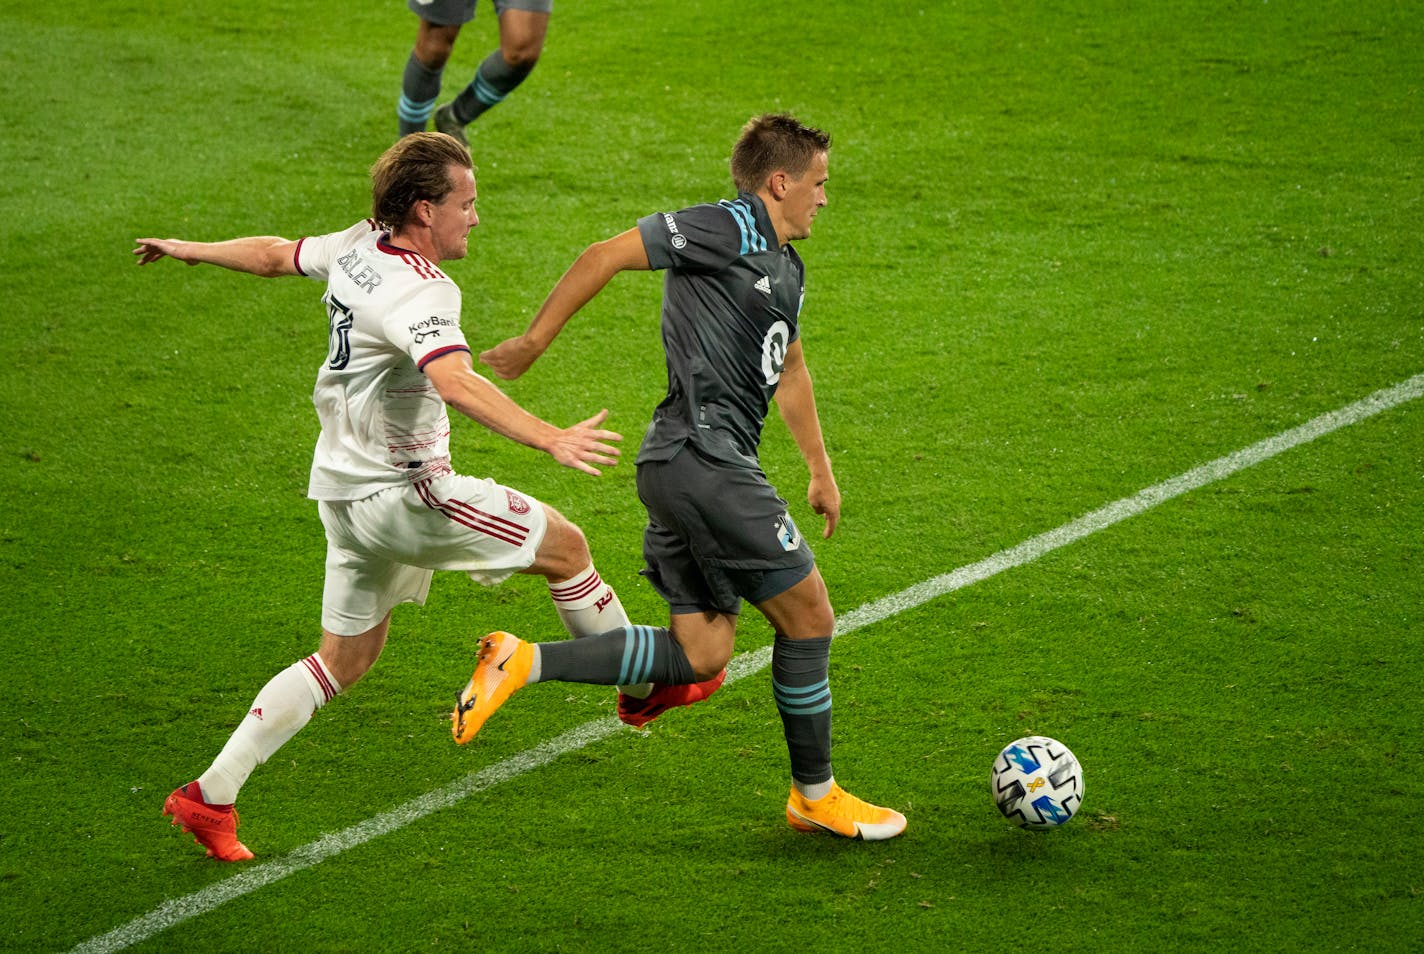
294, 220, 471, 501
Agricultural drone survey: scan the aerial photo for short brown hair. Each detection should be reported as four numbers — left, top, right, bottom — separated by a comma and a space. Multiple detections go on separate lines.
729, 114, 831, 193
370, 132, 473, 231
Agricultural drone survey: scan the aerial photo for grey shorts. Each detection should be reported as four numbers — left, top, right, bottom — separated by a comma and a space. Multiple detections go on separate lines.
636, 444, 815, 616
408, 0, 552, 25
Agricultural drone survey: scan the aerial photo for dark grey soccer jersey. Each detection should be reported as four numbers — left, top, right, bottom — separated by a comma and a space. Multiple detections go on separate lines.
635, 191, 806, 469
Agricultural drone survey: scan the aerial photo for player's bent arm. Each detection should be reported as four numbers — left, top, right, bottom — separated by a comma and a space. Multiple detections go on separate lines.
423, 350, 622, 476
480, 227, 651, 380
132, 236, 301, 278
773, 340, 841, 537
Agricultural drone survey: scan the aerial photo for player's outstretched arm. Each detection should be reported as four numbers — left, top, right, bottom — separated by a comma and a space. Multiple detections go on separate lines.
479, 227, 651, 380
132, 236, 301, 278
773, 340, 841, 538
424, 351, 622, 476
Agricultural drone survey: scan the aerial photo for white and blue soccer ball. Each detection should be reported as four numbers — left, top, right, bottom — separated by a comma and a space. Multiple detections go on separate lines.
990, 735, 1083, 829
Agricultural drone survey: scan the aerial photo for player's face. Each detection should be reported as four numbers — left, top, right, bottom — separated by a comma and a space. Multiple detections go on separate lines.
430, 165, 479, 261
782, 151, 829, 241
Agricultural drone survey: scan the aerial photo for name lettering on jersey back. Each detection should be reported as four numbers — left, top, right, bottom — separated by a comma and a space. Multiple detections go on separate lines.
336, 249, 384, 294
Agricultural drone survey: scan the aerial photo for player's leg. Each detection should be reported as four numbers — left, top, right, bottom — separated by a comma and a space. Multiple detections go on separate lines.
608, 609, 733, 728
756, 570, 906, 841
440, 487, 698, 739
436, 2, 550, 142
399, 12, 465, 136
528, 505, 633, 643
166, 497, 433, 860
526, 503, 654, 697
164, 618, 382, 862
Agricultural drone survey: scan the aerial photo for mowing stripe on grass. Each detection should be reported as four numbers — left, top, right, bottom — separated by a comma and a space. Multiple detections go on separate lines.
71, 372, 1424, 954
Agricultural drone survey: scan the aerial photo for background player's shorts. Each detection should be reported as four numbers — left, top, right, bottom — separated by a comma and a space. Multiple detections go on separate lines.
636, 445, 814, 616
317, 471, 547, 635
408, 0, 553, 26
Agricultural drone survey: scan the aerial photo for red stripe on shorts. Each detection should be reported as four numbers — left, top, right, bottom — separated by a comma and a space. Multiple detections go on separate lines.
416, 481, 530, 548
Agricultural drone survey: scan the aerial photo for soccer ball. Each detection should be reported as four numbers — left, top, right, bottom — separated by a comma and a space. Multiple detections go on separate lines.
990, 735, 1083, 829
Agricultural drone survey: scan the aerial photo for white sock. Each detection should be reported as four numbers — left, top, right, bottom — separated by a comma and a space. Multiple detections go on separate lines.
794, 777, 835, 801
197, 654, 340, 805
547, 565, 651, 698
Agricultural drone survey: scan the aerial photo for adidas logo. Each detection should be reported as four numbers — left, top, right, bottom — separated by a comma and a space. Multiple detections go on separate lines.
754, 275, 772, 296
249, 707, 263, 720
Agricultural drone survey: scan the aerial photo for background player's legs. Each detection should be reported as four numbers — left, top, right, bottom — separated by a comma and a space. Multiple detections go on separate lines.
438, 9, 548, 139
165, 618, 385, 860
399, 20, 461, 136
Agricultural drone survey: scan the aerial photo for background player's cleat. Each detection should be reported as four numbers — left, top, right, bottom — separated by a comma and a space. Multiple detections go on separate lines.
433, 103, 468, 147
786, 783, 907, 841
453, 631, 533, 743
163, 782, 254, 861
617, 669, 727, 728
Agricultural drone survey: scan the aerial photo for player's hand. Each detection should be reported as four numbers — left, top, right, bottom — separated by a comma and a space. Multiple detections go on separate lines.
132, 238, 198, 266
548, 408, 622, 476
808, 473, 841, 538
480, 335, 543, 380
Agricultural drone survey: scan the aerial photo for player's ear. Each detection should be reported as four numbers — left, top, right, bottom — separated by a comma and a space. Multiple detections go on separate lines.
768, 171, 788, 199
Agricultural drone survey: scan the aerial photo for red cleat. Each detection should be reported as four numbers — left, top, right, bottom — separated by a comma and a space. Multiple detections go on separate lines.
163, 782, 254, 862
617, 669, 727, 728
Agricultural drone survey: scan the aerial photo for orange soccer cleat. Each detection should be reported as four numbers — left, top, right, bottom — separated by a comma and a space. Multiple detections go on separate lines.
786, 783, 907, 841
452, 631, 534, 744
163, 782, 254, 862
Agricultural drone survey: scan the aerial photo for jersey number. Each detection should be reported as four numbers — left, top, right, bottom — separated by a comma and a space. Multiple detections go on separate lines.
325, 294, 354, 370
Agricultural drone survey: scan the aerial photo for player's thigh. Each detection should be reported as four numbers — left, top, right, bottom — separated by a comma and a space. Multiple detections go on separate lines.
319, 526, 434, 638
668, 609, 738, 678
318, 617, 391, 688
639, 449, 815, 596
639, 514, 740, 616
752, 566, 834, 639
343, 476, 547, 582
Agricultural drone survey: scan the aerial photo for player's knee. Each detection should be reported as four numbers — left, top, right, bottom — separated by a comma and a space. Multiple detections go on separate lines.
687, 644, 732, 682
415, 23, 459, 67
501, 42, 542, 70
530, 507, 591, 580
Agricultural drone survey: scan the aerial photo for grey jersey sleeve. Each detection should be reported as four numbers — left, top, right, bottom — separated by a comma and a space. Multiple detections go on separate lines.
636, 204, 742, 272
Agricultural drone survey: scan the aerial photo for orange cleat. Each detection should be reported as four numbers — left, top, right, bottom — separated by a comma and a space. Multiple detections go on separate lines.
163, 782, 254, 862
452, 631, 534, 744
786, 783, 907, 841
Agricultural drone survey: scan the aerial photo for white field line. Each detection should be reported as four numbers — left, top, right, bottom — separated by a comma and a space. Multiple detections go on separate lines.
72, 372, 1424, 954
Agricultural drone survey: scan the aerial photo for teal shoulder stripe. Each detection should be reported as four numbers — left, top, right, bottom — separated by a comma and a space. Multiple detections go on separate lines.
718, 198, 766, 255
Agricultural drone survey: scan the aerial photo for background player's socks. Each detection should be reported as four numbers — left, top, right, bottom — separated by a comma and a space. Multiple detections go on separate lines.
548, 565, 651, 697
449, 50, 534, 124
398, 53, 442, 136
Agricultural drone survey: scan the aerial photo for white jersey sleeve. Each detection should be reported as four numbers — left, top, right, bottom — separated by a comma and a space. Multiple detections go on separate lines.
295, 219, 381, 282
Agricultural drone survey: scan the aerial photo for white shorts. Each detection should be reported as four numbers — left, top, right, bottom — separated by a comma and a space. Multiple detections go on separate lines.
317, 471, 548, 635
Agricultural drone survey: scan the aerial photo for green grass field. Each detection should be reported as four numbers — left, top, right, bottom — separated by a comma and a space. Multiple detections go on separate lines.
3, 1, 1422, 950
